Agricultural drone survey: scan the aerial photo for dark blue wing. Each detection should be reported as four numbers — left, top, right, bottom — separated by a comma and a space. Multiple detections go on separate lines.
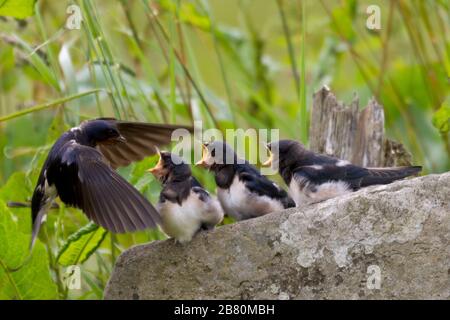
46, 142, 160, 233
237, 164, 295, 208
292, 163, 421, 190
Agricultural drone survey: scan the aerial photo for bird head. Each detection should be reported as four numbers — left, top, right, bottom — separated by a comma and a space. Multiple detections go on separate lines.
195, 141, 237, 170
81, 119, 126, 145
148, 149, 191, 183
262, 139, 304, 170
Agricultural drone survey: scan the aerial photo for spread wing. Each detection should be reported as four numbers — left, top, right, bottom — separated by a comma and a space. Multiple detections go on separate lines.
98, 120, 193, 169
54, 142, 161, 233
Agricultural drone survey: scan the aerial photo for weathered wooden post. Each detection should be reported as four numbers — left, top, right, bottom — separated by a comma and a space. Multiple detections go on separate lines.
309, 86, 412, 167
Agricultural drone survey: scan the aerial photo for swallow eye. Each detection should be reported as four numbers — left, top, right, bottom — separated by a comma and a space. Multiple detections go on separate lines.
211, 148, 216, 157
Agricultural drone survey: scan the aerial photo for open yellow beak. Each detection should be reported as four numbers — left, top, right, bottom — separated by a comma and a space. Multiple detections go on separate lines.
147, 149, 164, 176
261, 146, 273, 167
195, 144, 209, 168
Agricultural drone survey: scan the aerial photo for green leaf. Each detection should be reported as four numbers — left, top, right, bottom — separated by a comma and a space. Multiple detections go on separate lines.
0, 200, 58, 299
159, 0, 210, 30
0, 0, 37, 19
4, 33, 60, 89
432, 96, 450, 134
0, 172, 31, 233
57, 222, 108, 267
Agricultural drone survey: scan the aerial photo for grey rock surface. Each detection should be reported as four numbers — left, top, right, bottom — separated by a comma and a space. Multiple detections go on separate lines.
104, 173, 450, 300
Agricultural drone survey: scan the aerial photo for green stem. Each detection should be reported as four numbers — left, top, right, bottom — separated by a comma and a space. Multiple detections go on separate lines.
299, 0, 308, 144
143, 0, 220, 129
276, 0, 301, 100
43, 228, 65, 299
0, 89, 105, 122
198, 0, 236, 126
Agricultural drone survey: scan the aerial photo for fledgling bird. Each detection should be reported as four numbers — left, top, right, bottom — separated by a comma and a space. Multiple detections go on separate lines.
31, 118, 191, 249
264, 139, 422, 205
195, 141, 295, 221
148, 151, 223, 243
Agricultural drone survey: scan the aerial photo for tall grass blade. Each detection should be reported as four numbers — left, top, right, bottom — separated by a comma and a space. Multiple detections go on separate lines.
0, 89, 105, 122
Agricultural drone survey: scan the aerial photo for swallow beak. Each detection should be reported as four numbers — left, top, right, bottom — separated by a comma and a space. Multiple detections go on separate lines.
262, 145, 273, 167
195, 144, 210, 168
147, 153, 164, 176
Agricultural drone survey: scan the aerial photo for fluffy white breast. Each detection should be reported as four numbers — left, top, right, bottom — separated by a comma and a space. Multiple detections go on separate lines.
217, 176, 284, 220
289, 176, 351, 206
289, 178, 305, 206
158, 191, 222, 243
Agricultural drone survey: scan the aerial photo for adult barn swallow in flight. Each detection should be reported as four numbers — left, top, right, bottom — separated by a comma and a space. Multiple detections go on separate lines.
30, 118, 191, 249
148, 151, 223, 243
196, 141, 295, 221
264, 139, 422, 205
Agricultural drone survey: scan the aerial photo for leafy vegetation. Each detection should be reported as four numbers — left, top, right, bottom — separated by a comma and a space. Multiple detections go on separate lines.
0, 0, 37, 19
57, 222, 108, 267
0, 187, 58, 299
0, 0, 448, 299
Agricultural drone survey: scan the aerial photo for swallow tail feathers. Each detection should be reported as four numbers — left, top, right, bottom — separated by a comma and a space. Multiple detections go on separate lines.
361, 166, 422, 187
30, 178, 57, 250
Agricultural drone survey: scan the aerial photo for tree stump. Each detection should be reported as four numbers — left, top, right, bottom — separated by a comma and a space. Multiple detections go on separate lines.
309, 86, 412, 167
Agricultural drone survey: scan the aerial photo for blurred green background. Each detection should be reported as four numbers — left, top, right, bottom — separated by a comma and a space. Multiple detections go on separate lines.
0, 0, 448, 299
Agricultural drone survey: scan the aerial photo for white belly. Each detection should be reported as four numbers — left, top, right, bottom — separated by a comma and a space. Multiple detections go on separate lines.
158, 192, 223, 243
289, 177, 351, 206
217, 176, 284, 221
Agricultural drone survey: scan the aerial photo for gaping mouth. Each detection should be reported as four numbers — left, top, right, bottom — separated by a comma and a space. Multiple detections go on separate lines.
261, 145, 273, 167
147, 148, 166, 178
195, 144, 210, 168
